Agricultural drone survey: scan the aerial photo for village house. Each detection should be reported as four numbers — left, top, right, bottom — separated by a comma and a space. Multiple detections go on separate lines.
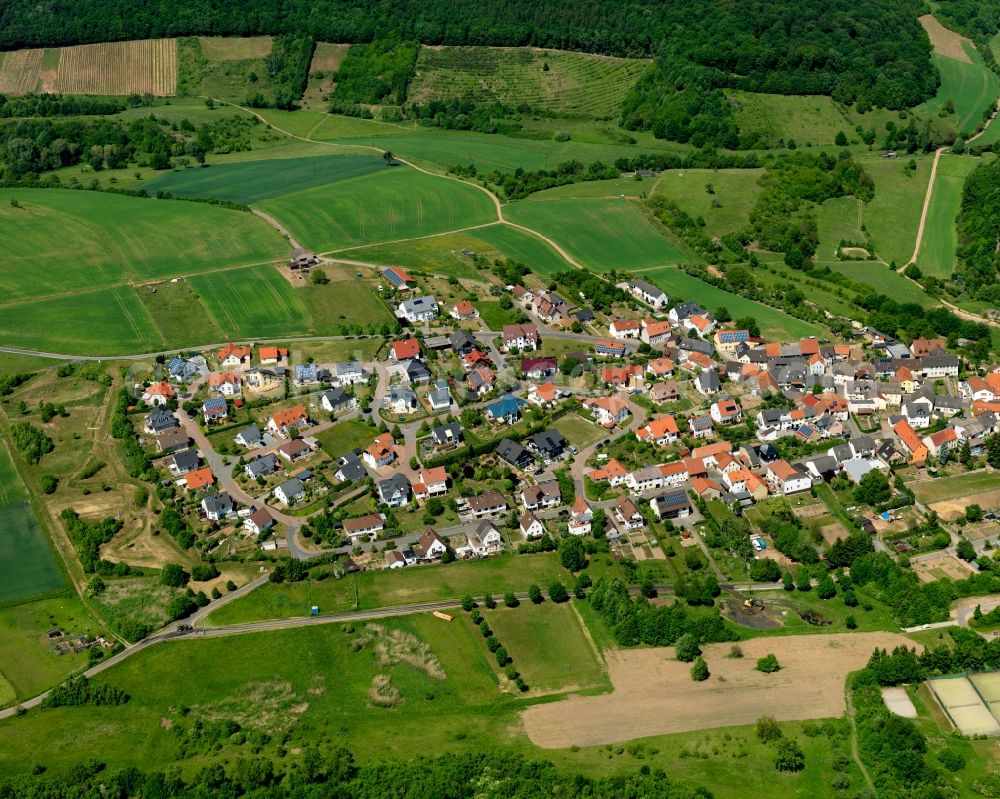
427, 379, 453, 411
201, 492, 234, 522
568, 496, 593, 535
520, 479, 561, 510
688, 414, 715, 439
169, 449, 199, 476
650, 488, 691, 520
527, 381, 560, 407
234, 425, 263, 448
487, 394, 527, 424
668, 302, 706, 327
450, 301, 479, 320
378, 474, 412, 508
268, 405, 309, 438
413, 467, 449, 501
502, 323, 540, 352
363, 433, 396, 469
765, 460, 811, 495
413, 529, 448, 560
594, 340, 627, 358
390, 338, 422, 362
431, 422, 463, 449
278, 439, 312, 463
650, 381, 680, 404
464, 521, 504, 557
602, 364, 644, 390
218, 344, 251, 367
467, 490, 508, 519
587, 457, 629, 486
208, 371, 242, 396
184, 466, 215, 492
332, 360, 367, 386
519, 511, 546, 540
141, 381, 175, 407
244, 507, 275, 536
641, 319, 673, 347
334, 451, 367, 483
646, 357, 675, 379
609, 319, 642, 339
167, 357, 200, 382
382, 266, 414, 290
343, 513, 386, 543
245, 453, 280, 480
321, 387, 357, 415
385, 386, 419, 414
202, 397, 229, 423
627, 279, 668, 309
521, 356, 558, 380
257, 346, 288, 365
710, 397, 743, 425
273, 477, 305, 506
583, 396, 631, 428
144, 406, 179, 435
527, 428, 566, 461
636, 416, 680, 446
245, 368, 281, 391
496, 438, 533, 469
157, 427, 189, 454
397, 296, 439, 323
612, 496, 645, 532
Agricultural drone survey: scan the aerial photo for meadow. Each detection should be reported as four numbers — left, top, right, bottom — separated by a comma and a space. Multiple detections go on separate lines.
258, 166, 498, 253
915, 50, 1000, 137
408, 46, 648, 120
727, 91, 897, 148
0, 189, 286, 301
503, 197, 691, 271
860, 154, 934, 267
824, 262, 936, 307
916, 154, 980, 277
816, 197, 866, 259
145, 154, 386, 204
484, 601, 607, 693
635, 267, 821, 339
910, 470, 1000, 504
342, 222, 573, 278
204, 553, 572, 625
188, 265, 310, 339
652, 169, 764, 240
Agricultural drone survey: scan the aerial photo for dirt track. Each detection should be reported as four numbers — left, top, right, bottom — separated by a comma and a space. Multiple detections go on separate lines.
520, 632, 912, 748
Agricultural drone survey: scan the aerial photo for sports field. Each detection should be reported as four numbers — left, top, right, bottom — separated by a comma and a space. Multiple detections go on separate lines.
652, 169, 763, 240
503, 197, 690, 271
0, 189, 286, 301
637, 266, 821, 340
259, 166, 498, 253
0, 503, 64, 603
917, 154, 980, 277
409, 46, 647, 120
145, 154, 386, 204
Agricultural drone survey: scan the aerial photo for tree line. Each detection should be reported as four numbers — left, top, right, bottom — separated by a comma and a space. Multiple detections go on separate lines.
955, 158, 1000, 306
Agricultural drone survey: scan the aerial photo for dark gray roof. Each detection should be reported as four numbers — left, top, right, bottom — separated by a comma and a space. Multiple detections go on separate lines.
496, 438, 531, 465
171, 449, 199, 471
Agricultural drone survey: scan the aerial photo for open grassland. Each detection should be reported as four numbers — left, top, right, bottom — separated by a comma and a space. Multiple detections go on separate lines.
0, 189, 286, 301
189, 265, 310, 339
135, 280, 225, 346
303, 42, 351, 109
637, 266, 821, 339
920, 14, 973, 62
0, 441, 28, 507
728, 91, 897, 148
916, 154, 980, 277
910, 470, 1000, 504
817, 196, 866, 259
0, 595, 92, 706
296, 277, 396, 333
258, 166, 498, 253
504, 197, 690, 271
861, 154, 934, 266
652, 169, 764, 240
341, 222, 573, 278
485, 601, 607, 693
198, 36, 273, 61
0, 616, 888, 798
916, 50, 1000, 137
0, 40, 176, 95
314, 418, 379, 455
409, 46, 648, 119
824, 261, 936, 307
145, 154, 386, 204
204, 553, 571, 624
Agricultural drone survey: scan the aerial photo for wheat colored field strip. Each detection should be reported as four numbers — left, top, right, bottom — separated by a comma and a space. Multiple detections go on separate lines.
0, 48, 44, 94
54, 39, 177, 95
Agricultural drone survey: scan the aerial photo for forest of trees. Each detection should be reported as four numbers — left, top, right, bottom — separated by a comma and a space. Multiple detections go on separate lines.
0, 749, 719, 799
935, 0, 1000, 72
955, 158, 1000, 305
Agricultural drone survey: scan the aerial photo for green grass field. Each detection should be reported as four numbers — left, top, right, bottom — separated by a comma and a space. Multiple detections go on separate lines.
917, 154, 980, 277
205, 553, 572, 625
911, 471, 1000, 504
0, 189, 286, 301
0, 441, 28, 506
817, 196, 866, 259
504, 197, 690, 271
824, 262, 936, 307
188, 265, 310, 338
144, 154, 386, 204
652, 169, 763, 240
315, 418, 379, 455
485, 601, 607, 692
915, 50, 1000, 137
475, 223, 575, 275
135, 279, 226, 345
259, 166, 498, 254
477, 301, 522, 329
637, 267, 821, 339
860, 154, 934, 266
553, 413, 605, 449
408, 46, 648, 120
0, 503, 64, 603
0, 287, 162, 354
